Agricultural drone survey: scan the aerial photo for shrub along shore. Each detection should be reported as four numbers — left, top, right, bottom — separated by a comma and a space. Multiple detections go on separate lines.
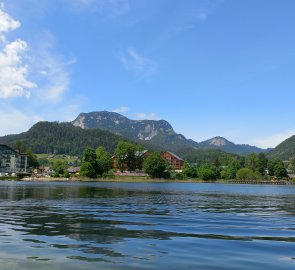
15, 175, 293, 185
6, 140, 294, 183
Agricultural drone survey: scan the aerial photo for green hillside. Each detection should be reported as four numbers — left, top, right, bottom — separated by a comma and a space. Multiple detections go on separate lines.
0, 121, 238, 164
267, 135, 295, 160
0, 121, 126, 156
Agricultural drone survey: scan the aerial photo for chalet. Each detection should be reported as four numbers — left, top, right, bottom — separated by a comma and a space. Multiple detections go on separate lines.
67, 166, 80, 175
161, 151, 184, 170
0, 144, 28, 173
35, 166, 55, 176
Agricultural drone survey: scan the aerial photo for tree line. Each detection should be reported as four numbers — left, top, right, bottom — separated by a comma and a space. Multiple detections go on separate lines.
13, 140, 289, 180
182, 153, 287, 180
79, 141, 288, 180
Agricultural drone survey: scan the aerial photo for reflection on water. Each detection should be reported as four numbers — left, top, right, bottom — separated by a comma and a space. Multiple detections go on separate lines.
0, 181, 295, 269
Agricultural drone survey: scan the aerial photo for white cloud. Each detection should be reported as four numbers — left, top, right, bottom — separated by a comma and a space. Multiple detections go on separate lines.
0, 4, 20, 36
0, 103, 42, 136
120, 48, 156, 76
40, 55, 70, 101
112, 106, 129, 113
134, 112, 160, 120
0, 5, 36, 99
0, 2, 78, 135
251, 130, 295, 149
30, 31, 73, 102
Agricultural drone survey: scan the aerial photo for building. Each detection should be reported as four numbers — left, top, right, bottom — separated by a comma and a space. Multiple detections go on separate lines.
67, 166, 80, 175
161, 151, 184, 170
0, 144, 28, 173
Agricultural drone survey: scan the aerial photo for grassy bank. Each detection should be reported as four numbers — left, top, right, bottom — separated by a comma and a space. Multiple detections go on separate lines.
15, 176, 291, 185
0, 176, 18, 181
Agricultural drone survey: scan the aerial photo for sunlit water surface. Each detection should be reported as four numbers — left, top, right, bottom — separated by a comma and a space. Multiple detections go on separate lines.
0, 181, 295, 269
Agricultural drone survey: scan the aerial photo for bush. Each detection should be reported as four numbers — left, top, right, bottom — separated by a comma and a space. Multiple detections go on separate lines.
143, 153, 170, 178
182, 162, 198, 178
63, 171, 70, 178
80, 161, 96, 178
102, 170, 115, 179
197, 165, 218, 180
236, 168, 254, 180
170, 172, 186, 180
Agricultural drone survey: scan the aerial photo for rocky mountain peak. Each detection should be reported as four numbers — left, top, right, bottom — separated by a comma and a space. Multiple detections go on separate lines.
207, 136, 230, 146
72, 111, 176, 141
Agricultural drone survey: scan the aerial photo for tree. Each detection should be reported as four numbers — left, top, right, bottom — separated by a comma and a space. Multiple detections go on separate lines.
51, 160, 67, 176
13, 140, 39, 168
245, 153, 259, 172
83, 148, 97, 165
115, 141, 143, 172
80, 161, 96, 178
220, 165, 237, 180
14, 140, 27, 153
182, 162, 198, 178
143, 152, 170, 178
236, 168, 254, 180
26, 149, 39, 168
268, 159, 287, 178
197, 165, 219, 180
220, 158, 241, 180
79, 148, 98, 178
96, 147, 112, 176
257, 153, 268, 175
288, 158, 295, 173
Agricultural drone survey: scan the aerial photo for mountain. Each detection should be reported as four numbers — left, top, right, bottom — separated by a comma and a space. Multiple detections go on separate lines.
267, 135, 295, 160
0, 121, 127, 156
0, 120, 236, 164
72, 111, 267, 156
0, 111, 270, 161
199, 136, 270, 156
72, 111, 196, 153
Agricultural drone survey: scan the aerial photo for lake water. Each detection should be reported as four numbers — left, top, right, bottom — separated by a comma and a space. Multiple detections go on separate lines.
0, 181, 295, 270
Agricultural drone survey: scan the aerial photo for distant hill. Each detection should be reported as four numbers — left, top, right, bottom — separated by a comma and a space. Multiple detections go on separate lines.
72, 111, 196, 153
72, 111, 267, 156
267, 135, 295, 160
0, 111, 271, 163
0, 120, 237, 164
0, 121, 126, 156
199, 136, 270, 156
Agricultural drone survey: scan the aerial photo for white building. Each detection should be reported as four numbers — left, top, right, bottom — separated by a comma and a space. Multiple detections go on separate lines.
0, 144, 28, 173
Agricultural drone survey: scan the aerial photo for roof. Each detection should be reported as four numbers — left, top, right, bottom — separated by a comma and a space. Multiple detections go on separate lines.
67, 166, 80, 173
0, 144, 17, 156
164, 151, 184, 161
135, 150, 148, 157
112, 150, 148, 159
0, 144, 27, 156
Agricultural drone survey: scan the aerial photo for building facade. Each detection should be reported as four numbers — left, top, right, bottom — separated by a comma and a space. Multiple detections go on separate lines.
0, 144, 28, 173
161, 151, 184, 170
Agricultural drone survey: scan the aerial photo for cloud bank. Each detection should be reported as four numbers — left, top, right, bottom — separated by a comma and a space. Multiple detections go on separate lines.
0, 5, 36, 98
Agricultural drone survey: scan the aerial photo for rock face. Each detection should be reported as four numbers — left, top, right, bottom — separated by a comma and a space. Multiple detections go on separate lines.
72, 111, 269, 155
72, 111, 177, 141
72, 111, 192, 153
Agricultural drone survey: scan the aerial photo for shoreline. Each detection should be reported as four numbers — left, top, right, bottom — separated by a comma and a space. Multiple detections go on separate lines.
2, 177, 291, 185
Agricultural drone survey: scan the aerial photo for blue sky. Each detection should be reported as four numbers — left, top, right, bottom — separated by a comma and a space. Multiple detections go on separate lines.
0, 0, 295, 148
